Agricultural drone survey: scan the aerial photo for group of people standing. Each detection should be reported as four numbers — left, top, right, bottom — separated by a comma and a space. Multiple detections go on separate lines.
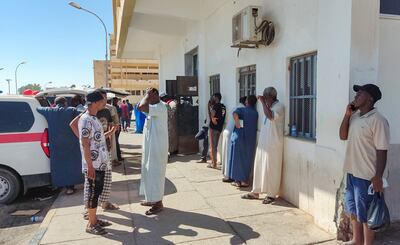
198, 87, 285, 205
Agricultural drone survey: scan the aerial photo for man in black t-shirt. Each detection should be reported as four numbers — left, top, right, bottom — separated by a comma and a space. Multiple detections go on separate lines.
208, 93, 226, 169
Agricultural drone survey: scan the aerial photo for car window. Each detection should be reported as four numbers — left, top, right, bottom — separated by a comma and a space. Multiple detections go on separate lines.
36, 97, 50, 107
0, 101, 35, 133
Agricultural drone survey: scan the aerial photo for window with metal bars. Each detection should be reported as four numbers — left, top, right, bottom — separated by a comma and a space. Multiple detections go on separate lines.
209, 74, 220, 96
289, 53, 317, 140
238, 65, 256, 97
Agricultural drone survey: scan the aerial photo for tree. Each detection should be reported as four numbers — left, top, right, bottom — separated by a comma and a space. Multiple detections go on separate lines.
18, 83, 42, 94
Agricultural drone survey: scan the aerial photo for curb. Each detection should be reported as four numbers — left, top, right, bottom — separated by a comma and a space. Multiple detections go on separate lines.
26, 196, 60, 245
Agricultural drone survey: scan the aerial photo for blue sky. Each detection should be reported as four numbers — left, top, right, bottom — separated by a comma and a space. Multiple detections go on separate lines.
0, 0, 112, 94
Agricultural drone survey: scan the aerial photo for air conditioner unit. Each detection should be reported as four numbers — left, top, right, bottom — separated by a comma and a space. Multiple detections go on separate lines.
232, 6, 262, 45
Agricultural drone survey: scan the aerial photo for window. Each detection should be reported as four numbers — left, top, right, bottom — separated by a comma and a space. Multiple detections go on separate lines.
209, 74, 220, 96
0, 102, 34, 133
142, 90, 146, 95
289, 52, 317, 139
185, 47, 199, 77
135, 90, 141, 96
238, 65, 256, 97
380, 0, 400, 15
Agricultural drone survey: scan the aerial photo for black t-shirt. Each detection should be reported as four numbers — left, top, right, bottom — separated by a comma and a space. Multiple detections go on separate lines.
209, 103, 226, 132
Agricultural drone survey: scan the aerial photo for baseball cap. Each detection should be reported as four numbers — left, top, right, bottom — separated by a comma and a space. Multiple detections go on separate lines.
86, 91, 104, 104
353, 84, 382, 102
159, 91, 167, 98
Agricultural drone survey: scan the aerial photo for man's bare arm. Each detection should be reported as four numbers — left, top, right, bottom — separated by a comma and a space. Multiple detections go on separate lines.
138, 94, 150, 113
371, 150, 388, 192
82, 137, 95, 180
70, 115, 81, 138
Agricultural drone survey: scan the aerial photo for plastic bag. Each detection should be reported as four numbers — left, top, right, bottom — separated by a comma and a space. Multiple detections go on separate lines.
367, 193, 390, 232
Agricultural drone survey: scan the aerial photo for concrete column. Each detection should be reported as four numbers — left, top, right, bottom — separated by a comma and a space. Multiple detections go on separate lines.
314, 0, 380, 235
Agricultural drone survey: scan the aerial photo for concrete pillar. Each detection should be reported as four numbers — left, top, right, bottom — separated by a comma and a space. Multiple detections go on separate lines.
314, 0, 380, 236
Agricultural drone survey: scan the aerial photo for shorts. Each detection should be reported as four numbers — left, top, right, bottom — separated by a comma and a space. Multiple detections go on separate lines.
84, 170, 105, 209
344, 173, 374, 223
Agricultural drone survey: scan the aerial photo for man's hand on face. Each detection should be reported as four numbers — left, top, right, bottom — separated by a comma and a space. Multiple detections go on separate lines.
345, 103, 355, 117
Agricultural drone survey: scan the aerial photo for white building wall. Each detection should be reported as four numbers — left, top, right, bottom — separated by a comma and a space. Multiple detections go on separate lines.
154, 0, 400, 233
378, 16, 400, 221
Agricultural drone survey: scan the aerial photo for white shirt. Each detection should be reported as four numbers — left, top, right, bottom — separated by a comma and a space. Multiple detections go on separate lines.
343, 109, 390, 180
79, 112, 109, 171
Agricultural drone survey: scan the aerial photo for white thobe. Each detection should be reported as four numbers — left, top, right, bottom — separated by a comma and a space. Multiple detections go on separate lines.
140, 102, 169, 202
221, 105, 244, 177
252, 101, 285, 197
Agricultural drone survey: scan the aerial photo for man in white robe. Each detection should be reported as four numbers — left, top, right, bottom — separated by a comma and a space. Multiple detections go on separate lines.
241, 87, 285, 204
138, 88, 169, 215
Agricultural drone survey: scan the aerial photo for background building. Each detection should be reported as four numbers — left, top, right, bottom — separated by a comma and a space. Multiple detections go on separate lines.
93, 35, 159, 103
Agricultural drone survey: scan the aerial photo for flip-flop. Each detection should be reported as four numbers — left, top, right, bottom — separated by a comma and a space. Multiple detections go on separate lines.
145, 205, 163, 215
231, 182, 250, 188
102, 202, 120, 211
97, 219, 112, 227
86, 224, 107, 235
262, 197, 275, 204
241, 193, 259, 200
140, 201, 155, 207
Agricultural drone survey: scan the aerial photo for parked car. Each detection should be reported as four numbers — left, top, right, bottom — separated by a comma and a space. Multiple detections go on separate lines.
0, 95, 50, 204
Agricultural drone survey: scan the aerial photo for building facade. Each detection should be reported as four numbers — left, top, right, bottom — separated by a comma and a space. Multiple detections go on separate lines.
93, 35, 159, 103
112, 0, 400, 234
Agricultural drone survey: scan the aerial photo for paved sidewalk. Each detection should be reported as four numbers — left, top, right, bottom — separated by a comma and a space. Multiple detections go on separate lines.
29, 132, 337, 245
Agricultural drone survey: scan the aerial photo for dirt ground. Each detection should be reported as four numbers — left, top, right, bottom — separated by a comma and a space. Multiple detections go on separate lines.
0, 186, 59, 245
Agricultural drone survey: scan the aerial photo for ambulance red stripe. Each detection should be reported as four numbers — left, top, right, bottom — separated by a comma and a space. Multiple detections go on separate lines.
0, 133, 43, 143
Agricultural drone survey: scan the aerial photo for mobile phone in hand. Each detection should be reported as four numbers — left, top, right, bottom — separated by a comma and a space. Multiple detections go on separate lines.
350, 104, 357, 111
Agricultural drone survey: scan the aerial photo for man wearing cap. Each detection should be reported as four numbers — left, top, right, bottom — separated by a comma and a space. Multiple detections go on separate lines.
340, 84, 390, 245
138, 88, 169, 215
78, 91, 117, 235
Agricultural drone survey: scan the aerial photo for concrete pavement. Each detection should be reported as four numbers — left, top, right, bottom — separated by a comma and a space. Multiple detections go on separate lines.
28, 132, 337, 245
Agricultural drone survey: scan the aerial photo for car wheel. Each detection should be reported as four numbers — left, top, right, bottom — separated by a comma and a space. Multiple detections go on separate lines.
0, 168, 21, 204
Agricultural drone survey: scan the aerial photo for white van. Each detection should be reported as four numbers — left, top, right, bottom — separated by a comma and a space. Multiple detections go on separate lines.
0, 96, 51, 204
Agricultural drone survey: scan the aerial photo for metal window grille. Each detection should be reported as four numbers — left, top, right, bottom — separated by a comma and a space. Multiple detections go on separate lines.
209, 74, 220, 96
289, 53, 317, 140
238, 65, 256, 97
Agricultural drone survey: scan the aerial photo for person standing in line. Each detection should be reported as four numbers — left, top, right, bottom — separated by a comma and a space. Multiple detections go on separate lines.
106, 95, 121, 166
138, 88, 169, 215
221, 96, 246, 182
120, 100, 129, 132
78, 91, 117, 235
208, 93, 226, 169
195, 118, 209, 163
227, 95, 258, 187
340, 84, 389, 245
126, 99, 133, 128
241, 87, 285, 204
160, 92, 178, 156
37, 96, 82, 195
112, 97, 124, 161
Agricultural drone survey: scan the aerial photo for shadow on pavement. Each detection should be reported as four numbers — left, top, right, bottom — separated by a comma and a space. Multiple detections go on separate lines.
103, 208, 260, 245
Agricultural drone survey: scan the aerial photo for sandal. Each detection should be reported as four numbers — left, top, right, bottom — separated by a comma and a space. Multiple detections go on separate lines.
222, 178, 234, 183
231, 182, 250, 188
262, 197, 275, 204
65, 188, 75, 195
140, 201, 155, 207
97, 219, 112, 227
86, 224, 107, 235
241, 193, 259, 200
102, 202, 120, 211
145, 204, 164, 215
